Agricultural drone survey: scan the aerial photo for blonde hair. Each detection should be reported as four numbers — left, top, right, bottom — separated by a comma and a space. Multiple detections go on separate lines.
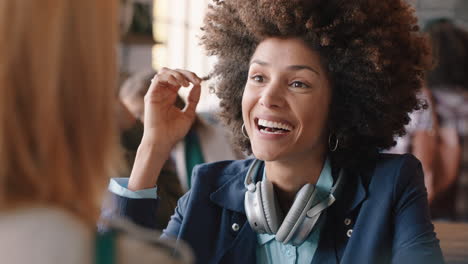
0, 0, 121, 225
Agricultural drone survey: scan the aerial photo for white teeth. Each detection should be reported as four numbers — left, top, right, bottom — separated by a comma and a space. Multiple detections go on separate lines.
261, 129, 285, 134
258, 119, 292, 131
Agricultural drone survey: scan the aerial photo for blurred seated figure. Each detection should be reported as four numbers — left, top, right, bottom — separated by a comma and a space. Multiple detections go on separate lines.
0, 0, 192, 263
424, 18, 468, 221
116, 69, 243, 229
385, 87, 438, 200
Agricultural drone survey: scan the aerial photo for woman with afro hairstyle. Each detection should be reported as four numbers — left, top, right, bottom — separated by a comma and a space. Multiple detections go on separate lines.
109, 0, 444, 263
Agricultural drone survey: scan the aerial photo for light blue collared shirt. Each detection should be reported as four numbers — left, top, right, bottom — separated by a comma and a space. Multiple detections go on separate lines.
256, 159, 333, 264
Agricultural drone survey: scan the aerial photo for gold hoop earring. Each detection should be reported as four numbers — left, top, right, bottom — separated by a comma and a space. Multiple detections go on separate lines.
329, 133, 338, 152
242, 124, 249, 139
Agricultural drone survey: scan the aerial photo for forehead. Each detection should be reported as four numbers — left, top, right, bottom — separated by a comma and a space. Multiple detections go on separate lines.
251, 37, 324, 70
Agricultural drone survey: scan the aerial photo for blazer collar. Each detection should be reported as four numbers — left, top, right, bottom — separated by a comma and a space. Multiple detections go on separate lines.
209, 161, 251, 214
209, 161, 368, 216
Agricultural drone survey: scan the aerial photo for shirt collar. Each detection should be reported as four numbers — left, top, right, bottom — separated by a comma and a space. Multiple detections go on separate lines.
314, 158, 334, 200
258, 233, 276, 245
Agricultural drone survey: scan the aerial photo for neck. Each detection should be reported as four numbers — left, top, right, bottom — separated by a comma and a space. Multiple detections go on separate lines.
264, 151, 327, 213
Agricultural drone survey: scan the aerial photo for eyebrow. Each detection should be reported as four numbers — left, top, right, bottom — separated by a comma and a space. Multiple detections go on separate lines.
250, 59, 320, 75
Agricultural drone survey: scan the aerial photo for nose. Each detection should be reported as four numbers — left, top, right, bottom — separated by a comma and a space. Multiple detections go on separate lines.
259, 80, 285, 108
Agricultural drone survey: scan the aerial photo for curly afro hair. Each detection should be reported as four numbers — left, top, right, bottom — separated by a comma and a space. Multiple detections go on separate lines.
201, 0, 431, 168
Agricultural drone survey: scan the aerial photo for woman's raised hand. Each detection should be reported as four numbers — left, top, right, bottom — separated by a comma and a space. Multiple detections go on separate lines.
142, 68, 202, 149
128, 68, 201, 190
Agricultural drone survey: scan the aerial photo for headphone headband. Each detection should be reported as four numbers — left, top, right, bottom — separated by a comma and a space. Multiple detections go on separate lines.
244, 159, 263, 191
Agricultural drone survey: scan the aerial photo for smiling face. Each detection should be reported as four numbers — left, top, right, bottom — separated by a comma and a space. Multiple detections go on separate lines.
242, 37, 332, 163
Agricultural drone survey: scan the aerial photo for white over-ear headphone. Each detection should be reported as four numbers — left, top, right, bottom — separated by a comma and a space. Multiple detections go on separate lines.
244, 159, 344, 246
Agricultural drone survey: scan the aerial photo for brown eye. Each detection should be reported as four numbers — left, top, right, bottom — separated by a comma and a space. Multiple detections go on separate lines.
251, 75, 264, 82
290, 81, 309, 88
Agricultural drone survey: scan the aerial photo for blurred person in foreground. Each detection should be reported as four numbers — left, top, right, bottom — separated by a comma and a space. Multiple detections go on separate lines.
109, 0, 444, 263
424, 18, 468, 221
0, 0, 191, 263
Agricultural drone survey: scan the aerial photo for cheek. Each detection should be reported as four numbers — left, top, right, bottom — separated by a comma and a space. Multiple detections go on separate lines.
241, 87, 255, 121
297, 98, 331, 137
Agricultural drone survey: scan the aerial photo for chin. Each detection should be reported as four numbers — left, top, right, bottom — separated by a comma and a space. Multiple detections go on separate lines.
251, 147, 283, 161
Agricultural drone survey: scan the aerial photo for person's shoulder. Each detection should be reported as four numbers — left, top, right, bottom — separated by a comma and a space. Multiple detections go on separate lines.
353, 153, 420, 187
366, 153, 423, 192
0, 207, 92, 264
367, 153, 422, 182
374, 153, 420, 170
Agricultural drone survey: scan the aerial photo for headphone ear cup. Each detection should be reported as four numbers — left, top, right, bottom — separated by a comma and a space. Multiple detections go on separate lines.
260, 179, 283, 233
275, 184, 315, 243
245, 181, 271, 234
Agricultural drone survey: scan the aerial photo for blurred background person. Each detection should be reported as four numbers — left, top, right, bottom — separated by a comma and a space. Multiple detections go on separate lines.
0, 0, 191, 263
115, 69, 243, 229
384, 87, 438, 200
424, 18, 468, 221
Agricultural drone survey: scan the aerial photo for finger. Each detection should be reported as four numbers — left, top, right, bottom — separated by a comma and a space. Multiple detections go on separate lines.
169, 71, 191, 87
159, 67, 170, 73
146, 73, 159, 98
166, 75, 183, 89
183, 83, 201, 116
145, 74, 178, 104
155, 70, 185, 85
148, 73, 176, 91
175, 69, 202, 85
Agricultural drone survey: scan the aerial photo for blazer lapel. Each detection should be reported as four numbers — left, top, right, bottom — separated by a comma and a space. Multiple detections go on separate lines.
312, 169, 368, 264
215, 217, 257, 264
210, 162, 257, 264
311, 222, 340, 264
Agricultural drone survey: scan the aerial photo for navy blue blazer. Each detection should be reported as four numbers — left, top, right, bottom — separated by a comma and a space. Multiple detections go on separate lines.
113, 154, 444, 264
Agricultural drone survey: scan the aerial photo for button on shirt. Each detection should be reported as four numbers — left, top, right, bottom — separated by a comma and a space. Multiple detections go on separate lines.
256, 159, 333, 264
